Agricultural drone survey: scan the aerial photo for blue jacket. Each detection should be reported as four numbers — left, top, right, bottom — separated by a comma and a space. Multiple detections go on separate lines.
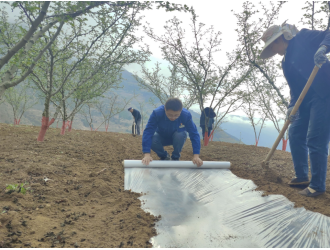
142, 105, 201, 154
131, 109, 141, 123
282, 28, 330, 108
200, 113, 215, 128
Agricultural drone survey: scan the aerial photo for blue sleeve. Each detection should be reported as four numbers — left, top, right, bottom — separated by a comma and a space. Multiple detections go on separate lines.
142, 111, 158, 153
185, 113, 201, 155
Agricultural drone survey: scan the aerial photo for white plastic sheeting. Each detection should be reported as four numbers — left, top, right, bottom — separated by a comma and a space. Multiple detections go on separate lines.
124, 167, 330, 248
123, 160, 231, 169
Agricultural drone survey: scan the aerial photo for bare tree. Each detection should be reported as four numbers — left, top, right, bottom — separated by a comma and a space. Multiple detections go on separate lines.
95, 93, 136, 132
241, 82, 267, 146
136, 99, 150, 132
3, 83, 38, 125
144, 13, 252, 141
234, 2, 289, 108
80, 102, 98, 131
133, 62, 197, 109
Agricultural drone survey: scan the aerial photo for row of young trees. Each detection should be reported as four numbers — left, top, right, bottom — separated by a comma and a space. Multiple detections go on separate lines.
1, 1, 329, 148
133, 1, 330, 148
0, 1, 193, 141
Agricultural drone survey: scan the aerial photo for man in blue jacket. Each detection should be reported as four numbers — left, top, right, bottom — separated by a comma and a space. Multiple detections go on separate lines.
142, 98, 203, 167
128, 107, 141, 135
260, 23, 330, 197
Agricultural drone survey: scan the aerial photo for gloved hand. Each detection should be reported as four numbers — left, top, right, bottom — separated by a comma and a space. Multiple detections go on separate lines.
314, 45, 328, 68
286, 107, 299, 122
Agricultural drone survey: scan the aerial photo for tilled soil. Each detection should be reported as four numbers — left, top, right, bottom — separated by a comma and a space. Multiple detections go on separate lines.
1, 123, 330, 247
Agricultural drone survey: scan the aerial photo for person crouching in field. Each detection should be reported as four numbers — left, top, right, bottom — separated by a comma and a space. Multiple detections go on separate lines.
141, 98, 203, 167
260, 22, 330, 197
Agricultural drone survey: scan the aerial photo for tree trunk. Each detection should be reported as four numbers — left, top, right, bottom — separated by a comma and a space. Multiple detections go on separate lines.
0, 85, 5, 101
68, 118, 73, 132
38, 95, 51, 141
61, 120, 66, 135
37, 116, 49, 142
282, 138, 288, 151
204, 131, 210, 146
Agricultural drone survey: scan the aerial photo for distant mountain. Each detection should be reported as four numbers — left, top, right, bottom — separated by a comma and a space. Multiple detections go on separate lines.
0, 69, 241, 144
219, 115, 291, 152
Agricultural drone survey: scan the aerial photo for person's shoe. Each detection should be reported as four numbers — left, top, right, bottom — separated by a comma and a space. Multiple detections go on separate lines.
160, 154, 170, 160
288, 177, 310, 187
171, 158, 179, 161
298, 187, 325, 197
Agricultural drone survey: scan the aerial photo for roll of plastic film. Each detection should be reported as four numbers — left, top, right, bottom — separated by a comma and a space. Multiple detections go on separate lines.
123, 160, 231, 169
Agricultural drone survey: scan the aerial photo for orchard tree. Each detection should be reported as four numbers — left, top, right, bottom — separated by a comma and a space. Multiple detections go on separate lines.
234, 1, 289, 107
30, 3, 151, 141
144, 13, 252, 141
300, 1, 330, 30
80, 102, 97, 131
95, 93, 136, 132
241, 78, 267, 147
133, 62, 197, 109
0, 1, 195, 101
3, 83, 38, 125
0, 1, 108, 100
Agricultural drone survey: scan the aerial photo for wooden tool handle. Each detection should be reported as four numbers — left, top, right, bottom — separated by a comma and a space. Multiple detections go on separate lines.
263, 66, 319, 164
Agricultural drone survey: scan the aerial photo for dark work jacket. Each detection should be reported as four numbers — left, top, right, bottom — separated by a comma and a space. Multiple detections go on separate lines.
131, 109, 141, 123
282, 28, 330, 108
200, 113, 214, 128
142, 105, 200, 154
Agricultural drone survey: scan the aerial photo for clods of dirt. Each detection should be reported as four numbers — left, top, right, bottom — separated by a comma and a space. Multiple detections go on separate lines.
1, 123, 330, 248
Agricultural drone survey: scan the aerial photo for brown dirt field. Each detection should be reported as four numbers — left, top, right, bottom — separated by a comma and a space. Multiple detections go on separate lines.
1, 123, 330, 247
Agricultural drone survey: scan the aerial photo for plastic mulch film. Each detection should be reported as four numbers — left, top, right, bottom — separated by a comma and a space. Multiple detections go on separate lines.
124, 168, 330, 248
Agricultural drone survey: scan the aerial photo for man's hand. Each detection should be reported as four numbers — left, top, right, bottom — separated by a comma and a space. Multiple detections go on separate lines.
142, 153, 153, 166
314, 45, 328, 68
192, 154, 203, 167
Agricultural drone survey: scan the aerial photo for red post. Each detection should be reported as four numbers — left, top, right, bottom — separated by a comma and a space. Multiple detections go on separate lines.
37, 117, 49, 142
255, 139, 259, 146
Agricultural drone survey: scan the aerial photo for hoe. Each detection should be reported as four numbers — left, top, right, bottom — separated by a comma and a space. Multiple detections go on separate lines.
262, 66, 319, 169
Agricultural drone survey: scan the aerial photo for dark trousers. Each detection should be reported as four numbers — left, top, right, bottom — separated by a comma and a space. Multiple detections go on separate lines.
289, 94, 330, 192
201, 125, 212, 139
151, 131, 187, 160
135, 119, 141, 135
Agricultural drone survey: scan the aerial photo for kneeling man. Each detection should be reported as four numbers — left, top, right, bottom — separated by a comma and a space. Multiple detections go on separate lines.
142, 98, 203, 167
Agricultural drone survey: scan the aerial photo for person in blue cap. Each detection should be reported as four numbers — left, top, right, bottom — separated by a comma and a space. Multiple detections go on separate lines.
128, 107, 141, 135
141, 97, 203, 167
260, 22, 330, 197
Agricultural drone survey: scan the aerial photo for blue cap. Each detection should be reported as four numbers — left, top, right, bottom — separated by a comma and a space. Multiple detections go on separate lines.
128, 107, 132, 111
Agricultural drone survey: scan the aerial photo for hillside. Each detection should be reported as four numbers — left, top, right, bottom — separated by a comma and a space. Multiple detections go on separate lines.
0, 69, 241, 144
1, 123, 330, 247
